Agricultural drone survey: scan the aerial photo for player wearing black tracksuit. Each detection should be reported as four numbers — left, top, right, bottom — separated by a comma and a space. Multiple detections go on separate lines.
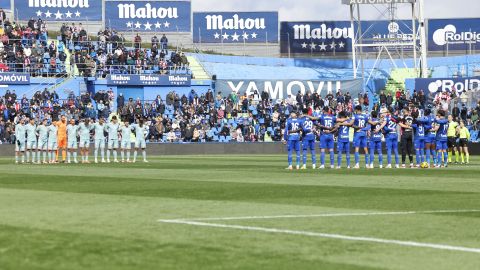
399, 110, 414, 167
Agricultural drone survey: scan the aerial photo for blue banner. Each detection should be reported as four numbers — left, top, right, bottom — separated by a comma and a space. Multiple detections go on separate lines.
281, 20, 417, 54
107, 74, 191, 87
193, 12, 278, 44
14, 0, 102, 21
428, 18, 480, 51
0, 73, 30, 85
216, 79, 363, 100
105, 0, 191, 32
0, 0, 11, 10
414, 77, 480, 96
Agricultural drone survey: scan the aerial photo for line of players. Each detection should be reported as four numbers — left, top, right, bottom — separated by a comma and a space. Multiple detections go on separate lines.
283, 105, 471, 169
14, 115, 150, 164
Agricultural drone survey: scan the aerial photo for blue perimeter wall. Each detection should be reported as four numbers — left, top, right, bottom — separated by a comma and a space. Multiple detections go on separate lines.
1, 77, 213, 100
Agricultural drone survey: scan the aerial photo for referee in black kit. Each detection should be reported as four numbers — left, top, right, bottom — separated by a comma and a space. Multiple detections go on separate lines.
399, 108, 414, 168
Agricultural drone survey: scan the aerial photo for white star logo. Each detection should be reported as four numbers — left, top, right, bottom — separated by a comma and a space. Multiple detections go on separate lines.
330, 41, 337, 49
45, 10, 52, 18
144, 22, 152, 30
319, 42, 327, 51
54, 10, 63, 19
301, 42, 308, 49
251, 32, 258, 39
164, 21, 170, 28
134, 22, 141, 29
242, 32, 249, 40
214, 32, 220, 39
310, 42, 317, 49
231, 32, 240, 41
65, 10, 72, 18
75, 11, 81, 17
155, 22, 161, 29
222, 33, 229, 40
36, 10, 42, 17
338, 41, 345, 49
126, 21, 132, 28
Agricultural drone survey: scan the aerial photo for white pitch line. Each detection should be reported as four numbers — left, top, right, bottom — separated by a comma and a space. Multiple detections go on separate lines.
158, 219, 480, 254
159, 209, 480, 222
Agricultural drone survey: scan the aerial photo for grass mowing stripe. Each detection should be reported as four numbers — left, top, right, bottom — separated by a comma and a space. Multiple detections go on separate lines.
0, 174, 479, 211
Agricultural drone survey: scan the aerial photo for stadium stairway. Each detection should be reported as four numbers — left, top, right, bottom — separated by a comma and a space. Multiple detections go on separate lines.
384, 68, 419, 93
187, 55, 211, 80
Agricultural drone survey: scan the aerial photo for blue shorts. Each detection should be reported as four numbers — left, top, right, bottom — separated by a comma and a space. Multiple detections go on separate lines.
302, 138, 315, 151
436, 140, 448, 150
287, 140, 301, 152
369, 140, 382, 152
320, 134, 334, 149
385, 133, 398, 150
354, 133, 368, 148
414, 138, 425, 149
424, 134, 436, 144
337, 141, 350, 152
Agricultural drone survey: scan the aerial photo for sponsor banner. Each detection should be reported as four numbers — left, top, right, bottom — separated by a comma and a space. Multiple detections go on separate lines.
342, 0, 414, 4
192, 12, 279, 43
0, 73, 30, 85
414, 77, 480, 96
14, 0, 102, 21
105, 0, 191, 32
428, 18, 480, 51
0, 0, 11, 10
280, 20, 417, 54
107, 74, 191, 87
216, 79, 363, 100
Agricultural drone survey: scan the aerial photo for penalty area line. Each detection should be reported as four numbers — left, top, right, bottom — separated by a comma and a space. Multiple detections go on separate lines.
159, 209, 480, 222
158, 219, 480, 254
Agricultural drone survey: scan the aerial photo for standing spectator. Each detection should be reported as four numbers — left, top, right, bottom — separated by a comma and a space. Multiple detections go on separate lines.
160, 34, 168, 53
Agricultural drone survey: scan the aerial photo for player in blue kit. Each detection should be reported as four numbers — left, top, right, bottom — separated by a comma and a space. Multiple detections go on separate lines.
351, 106, 371, 169
316, 107, 336, 169
283, 112, 302, 170
336, 111, 351, 169
411, 116, 427, 167
369, 111, 384, 169
423, 108, 437, 167
375, 108, 400, 168
433, 110, 449, 168
299, 108, 316, 170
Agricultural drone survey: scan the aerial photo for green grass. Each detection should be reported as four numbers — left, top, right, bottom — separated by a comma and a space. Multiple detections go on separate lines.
0, 155, 479, 270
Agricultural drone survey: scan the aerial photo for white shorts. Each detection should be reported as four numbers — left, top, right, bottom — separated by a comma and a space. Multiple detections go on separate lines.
120, 140, 131, 150
48, 141, 58, 151
108, 139, 119, 149
26, 140, 37, 150
15, 140, 26, 152
135, 139, 146, 149
67, 139, 78, 149
94, 139, 105, 150
37, 140, 48, 151
79, 138, 90, 148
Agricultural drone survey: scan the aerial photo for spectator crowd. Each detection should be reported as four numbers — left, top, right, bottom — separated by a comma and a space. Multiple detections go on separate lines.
0, 86, 479, 144
0, 14, 190, 77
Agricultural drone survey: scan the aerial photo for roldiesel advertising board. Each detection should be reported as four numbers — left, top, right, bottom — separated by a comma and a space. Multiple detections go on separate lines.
428, 18, 480, 51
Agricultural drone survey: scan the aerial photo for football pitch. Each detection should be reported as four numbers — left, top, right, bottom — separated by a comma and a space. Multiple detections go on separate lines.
0, 155, 479, 270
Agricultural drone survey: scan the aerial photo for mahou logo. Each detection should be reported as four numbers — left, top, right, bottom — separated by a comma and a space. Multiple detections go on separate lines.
28, 0, 90, 8
117, 3, 179, 19
205, 14, 266, 30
